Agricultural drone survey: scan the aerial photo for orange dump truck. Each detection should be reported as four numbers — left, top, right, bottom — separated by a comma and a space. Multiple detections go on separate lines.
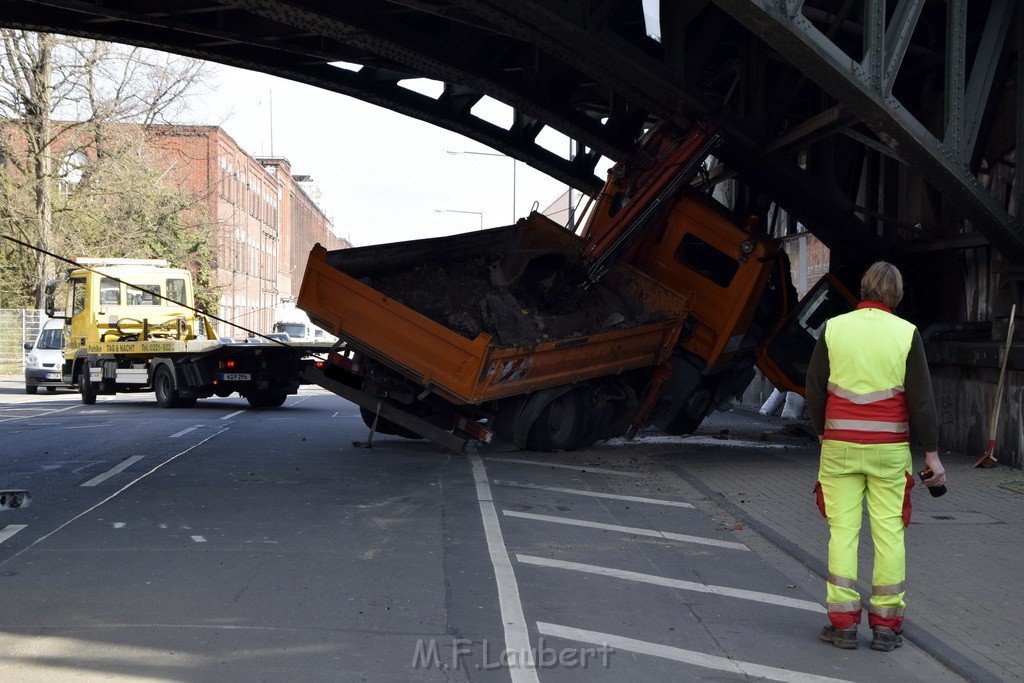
298, 214, 694, 453
297, 118, 852, 453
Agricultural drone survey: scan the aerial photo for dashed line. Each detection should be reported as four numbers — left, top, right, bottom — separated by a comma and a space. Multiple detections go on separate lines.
517, 555, 822, 612
470, 455, 539, 682
112, 522, 126, 529
191, 535, 206, 543
0, 405, 79, 424
502, 510, 749, 551
0, 525, 27, 544
536, 623, 852, 683
492, 480, 694, 508
221, 410, 244, 420
81, 455, 146, 487
484, 457, 643, 478
170, 425, 201, 438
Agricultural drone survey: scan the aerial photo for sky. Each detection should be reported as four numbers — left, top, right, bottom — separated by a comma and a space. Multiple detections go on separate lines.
192, 63, 578, 247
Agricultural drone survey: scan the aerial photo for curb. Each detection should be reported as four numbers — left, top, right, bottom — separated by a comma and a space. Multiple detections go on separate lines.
667, 462, 1005, 683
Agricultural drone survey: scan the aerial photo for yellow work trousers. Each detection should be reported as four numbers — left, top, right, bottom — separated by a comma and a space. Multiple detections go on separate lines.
815, 440, 914, 631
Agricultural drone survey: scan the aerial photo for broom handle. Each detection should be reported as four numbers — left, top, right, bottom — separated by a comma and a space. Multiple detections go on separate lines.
990, 304, 1016, 440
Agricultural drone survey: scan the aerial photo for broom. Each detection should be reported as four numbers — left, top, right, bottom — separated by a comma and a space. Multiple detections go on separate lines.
974, 303, 1016, 468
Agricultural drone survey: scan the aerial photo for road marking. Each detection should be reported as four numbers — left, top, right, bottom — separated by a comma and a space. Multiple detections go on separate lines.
113, 522, 126, 529
502, 510, 749, 551
485, 457, 643, 478
191, 535, 206, 543
493, 480, 694, 508
221, 410, 244, 420
0, 525, 27, 545
470, 454, 539, 682
0, 428, 230, 569
0, 405, 79, 424
170, 425, 201, 438
536, 623, 852, 683
517, 555, 823, 612
81, 455, 146, 487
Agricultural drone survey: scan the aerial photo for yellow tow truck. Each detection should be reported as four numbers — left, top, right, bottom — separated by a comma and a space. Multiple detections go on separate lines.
47, 258, 321, 408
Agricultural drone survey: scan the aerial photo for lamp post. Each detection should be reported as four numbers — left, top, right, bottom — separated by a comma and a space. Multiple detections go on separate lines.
435, 209, 483, 230
447, 150, 515, 223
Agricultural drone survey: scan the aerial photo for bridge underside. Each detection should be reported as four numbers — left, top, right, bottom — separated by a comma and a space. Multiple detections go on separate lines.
1, 1, 1021, 304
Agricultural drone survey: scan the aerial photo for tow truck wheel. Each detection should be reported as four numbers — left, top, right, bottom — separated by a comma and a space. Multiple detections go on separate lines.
78, 369, 97, 405
527, 389, 586, 451
25, 386, 38, 395
153, 365, 180, 408
246, 391, 287, 408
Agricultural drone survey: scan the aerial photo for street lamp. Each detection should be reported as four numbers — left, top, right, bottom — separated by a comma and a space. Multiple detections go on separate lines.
447, 150, 515, 223
435, 208, 483, 230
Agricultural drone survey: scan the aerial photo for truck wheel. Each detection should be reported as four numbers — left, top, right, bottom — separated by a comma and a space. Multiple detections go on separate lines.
25, 386, 38, 395
153, 365, 181, 408
79, 369, 97, 405
527, 389, 586, 451
246, 391, 287, 408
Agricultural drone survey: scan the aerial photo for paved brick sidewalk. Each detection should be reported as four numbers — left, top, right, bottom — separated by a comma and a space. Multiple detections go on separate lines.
666, 407, 1024, 682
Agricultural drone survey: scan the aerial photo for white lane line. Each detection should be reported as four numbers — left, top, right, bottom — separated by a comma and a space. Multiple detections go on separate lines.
485, 457, 643, 478
536, 623, 852, 683
493, 480, 694, 508
170, 425, 201, 438
81, 455, 146, 487
113, 522, 126, 529
0, 405, 79, 424
517, 555, 823, 612
221, 410, 244, 420
0, 428, 230, 569
191, 535, 206, 543
0, 525, 27, 545
502, 510, 749, 551
470, 454, 539, 683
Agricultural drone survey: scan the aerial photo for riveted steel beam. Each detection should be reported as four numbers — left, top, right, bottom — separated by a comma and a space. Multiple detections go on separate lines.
712, 0, 1024, 261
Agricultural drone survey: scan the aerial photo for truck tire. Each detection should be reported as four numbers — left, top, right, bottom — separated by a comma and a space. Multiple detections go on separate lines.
153, 365, 181, 408
79, 368, 97, 405
25, 386, 38, 395
246, 391, 287, 408
527, 389, 586, 451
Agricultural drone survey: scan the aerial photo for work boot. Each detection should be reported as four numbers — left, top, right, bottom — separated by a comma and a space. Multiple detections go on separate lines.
819, 625, 858, 649
871, 626, 903, 652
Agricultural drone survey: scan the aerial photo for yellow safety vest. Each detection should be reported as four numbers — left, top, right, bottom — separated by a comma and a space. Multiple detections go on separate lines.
823, 303, 915, 444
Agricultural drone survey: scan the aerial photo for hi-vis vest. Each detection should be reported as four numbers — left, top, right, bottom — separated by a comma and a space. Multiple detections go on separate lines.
823, 303, 915, 444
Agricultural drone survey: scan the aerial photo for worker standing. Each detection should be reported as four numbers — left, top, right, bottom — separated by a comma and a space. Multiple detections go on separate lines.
805, 261, 947, 652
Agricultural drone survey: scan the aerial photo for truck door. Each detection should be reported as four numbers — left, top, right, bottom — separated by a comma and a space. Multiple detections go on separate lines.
757, 274, 857, 395
66, 276, 89, 352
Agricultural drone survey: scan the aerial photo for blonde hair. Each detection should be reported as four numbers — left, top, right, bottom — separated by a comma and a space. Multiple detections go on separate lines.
860, 261, 903, 308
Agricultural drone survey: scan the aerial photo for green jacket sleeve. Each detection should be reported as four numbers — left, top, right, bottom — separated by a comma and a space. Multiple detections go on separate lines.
906, 329, 939, 451
805, 326, 830, 436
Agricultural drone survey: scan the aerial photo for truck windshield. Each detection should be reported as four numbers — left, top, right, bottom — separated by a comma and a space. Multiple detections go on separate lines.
127, 284, 161, 306
274, 323, 307, 338
674, 234, 739, 288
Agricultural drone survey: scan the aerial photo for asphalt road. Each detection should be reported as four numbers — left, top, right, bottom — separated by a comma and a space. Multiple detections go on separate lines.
0, 383, 966, 682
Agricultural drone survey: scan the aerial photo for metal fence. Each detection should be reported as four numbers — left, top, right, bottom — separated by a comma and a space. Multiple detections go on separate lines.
0, 309, 43, 374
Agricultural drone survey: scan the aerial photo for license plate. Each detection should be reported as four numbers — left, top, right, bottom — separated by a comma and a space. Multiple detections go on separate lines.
218, 373, 251, 381
45, 372, 61, 380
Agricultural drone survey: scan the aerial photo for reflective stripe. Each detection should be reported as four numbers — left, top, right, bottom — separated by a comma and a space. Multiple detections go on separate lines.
827, 600, 862, 613
868, 605, 905, 618
827, 382, 905, 404
828, 573, 858, 589
872, 582, 906, 596
825, 418, 909, 433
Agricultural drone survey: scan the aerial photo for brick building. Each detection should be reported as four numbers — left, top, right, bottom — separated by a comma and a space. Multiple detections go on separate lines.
148, 126, 349, 336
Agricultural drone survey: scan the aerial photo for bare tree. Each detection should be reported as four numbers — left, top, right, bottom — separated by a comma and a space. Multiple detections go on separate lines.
0, 30, 214, 308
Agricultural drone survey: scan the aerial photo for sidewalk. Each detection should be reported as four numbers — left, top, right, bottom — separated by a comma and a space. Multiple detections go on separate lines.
669, 406, 1023, 682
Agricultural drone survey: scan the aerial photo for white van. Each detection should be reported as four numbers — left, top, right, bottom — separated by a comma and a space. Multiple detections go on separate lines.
23, 317, 68, 394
